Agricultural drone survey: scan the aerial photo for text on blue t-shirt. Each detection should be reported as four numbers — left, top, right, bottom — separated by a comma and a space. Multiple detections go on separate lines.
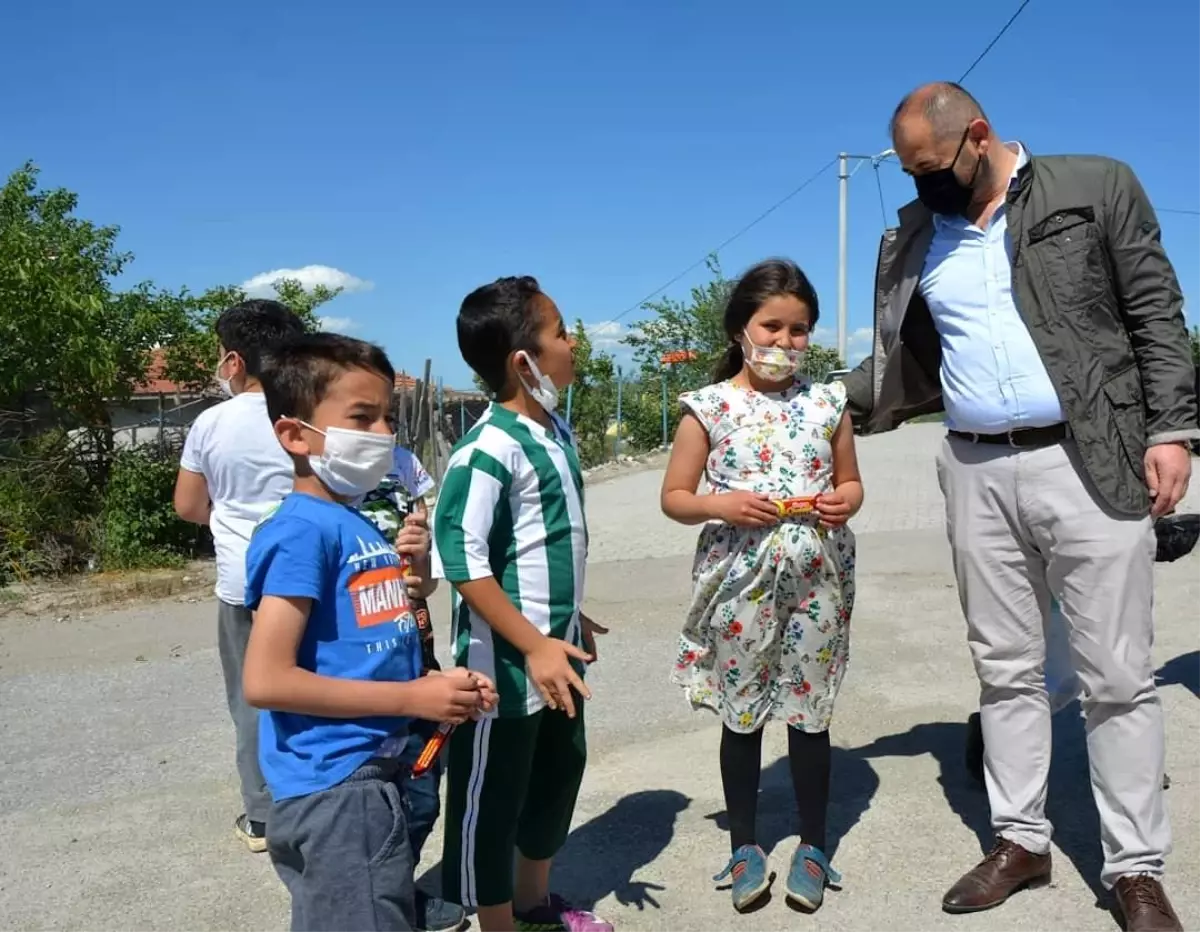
244, 492, 423, 802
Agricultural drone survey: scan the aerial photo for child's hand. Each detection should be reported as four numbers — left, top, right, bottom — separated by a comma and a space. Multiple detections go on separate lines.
396, 513, 431, 587
396, 513, 430, 559
407, 670, 481, 724
464, 670, 499, 714
710, 491, 779, 528
815, 490, 854, 528
527, 638, 592, 718
580, 613, 609, 663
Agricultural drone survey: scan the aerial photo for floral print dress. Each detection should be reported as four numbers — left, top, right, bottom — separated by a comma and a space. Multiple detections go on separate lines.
671, 378, 856, 734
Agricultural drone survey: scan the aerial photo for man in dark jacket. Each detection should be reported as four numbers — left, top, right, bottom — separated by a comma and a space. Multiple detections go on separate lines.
844, 82, 1198, 932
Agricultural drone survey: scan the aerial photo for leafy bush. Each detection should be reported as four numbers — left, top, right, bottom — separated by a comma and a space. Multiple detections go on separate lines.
97, 446, 205, 570
0, 429, 96, 582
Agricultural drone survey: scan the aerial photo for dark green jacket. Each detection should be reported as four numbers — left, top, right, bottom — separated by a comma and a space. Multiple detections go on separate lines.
844, 152, 1200, 517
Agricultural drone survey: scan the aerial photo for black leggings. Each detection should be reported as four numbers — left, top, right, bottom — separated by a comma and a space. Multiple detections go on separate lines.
720, 724, 831, 854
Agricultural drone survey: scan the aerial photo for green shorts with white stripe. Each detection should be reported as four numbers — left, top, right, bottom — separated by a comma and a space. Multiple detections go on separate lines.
442, 705, 587, 909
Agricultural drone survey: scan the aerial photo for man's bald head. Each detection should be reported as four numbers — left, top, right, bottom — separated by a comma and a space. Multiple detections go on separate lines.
889, 81, 1013, 215
890, 82, 988, 144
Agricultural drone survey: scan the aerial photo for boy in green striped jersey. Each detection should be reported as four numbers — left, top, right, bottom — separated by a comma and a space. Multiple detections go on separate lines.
432, 276, 611, 932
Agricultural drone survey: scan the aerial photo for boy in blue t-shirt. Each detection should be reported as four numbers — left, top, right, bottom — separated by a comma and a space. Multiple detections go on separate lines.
243, 332, 497, 932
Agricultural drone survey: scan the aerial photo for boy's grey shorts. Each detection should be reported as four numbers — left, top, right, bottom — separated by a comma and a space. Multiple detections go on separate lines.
268, 758, 416, 932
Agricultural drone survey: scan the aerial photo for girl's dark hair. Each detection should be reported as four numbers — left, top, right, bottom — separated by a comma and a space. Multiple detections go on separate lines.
713, 258, 820, 383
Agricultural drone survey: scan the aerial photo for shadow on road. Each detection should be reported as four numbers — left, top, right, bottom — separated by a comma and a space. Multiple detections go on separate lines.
854, 721, 992, 849
551, 789, 691, 912
416, 788, 690, 914
703, 746, 881, 860
852, 714, 1108, 906
1157, 650, 1199, 699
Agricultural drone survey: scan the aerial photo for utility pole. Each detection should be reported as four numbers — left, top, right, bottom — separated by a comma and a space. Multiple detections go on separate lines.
837, 153, 849, 364
836, 148, 895, 364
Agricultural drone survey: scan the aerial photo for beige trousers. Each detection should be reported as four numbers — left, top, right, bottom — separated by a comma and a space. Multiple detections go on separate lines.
936, 436, 1169, 887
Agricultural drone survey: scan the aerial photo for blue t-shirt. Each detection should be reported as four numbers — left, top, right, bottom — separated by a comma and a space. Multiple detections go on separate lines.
244, 492, 424, 802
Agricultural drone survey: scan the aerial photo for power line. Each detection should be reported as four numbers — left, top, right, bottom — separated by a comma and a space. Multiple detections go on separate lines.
605, 0, 1193, 331
1158, 207, 1200, 217
958, 0, 1035, 84
872, 161, 889, 229
606, 1, 1036, 326
605, 156, 839, 324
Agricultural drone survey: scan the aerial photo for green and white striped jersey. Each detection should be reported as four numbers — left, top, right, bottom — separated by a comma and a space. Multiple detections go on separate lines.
432, 403, 588, 717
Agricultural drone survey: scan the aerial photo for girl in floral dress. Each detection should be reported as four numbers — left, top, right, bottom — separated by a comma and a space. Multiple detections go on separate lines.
660, 258, 863, 915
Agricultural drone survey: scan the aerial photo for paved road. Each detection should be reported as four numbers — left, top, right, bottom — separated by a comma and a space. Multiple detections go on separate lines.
1, 424, 1196, 931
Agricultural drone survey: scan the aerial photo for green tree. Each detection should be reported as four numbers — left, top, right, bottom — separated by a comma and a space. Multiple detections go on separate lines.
565, 321, 617, 466
623, 255, 733, 389
161, 277, 334, 390
1190, 325, 1199, 366
799, 343, 846, 382
0, 163, 182, 452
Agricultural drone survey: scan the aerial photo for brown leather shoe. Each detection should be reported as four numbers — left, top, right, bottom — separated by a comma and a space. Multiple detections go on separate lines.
942, 838, 1051, 913
1113, 875, 1182, 932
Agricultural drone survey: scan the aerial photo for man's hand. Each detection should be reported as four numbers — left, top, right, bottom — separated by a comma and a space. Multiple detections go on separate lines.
1144, 442, 1192, 517
580, 613, 609, 663
527, 638, 592, 718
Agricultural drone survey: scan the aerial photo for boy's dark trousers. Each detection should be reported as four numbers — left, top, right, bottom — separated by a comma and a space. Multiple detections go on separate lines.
268, 758, 417, 932
398, 718, 444, 859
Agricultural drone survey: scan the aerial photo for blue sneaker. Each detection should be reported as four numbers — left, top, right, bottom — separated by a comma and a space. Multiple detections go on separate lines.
713, 844, 770, 912
785, 843, 841, 911
414, 892, 466, 932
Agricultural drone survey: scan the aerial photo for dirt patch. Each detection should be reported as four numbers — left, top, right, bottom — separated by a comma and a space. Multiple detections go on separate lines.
0, 560, 215, 621
583, 449, 671, 486
0, 449, 673, 620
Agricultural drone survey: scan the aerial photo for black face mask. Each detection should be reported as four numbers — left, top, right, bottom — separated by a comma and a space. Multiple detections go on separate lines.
913, 127, 983, 216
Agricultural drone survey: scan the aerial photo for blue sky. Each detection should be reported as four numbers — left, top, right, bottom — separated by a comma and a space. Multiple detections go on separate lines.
4, 0, 1198, 388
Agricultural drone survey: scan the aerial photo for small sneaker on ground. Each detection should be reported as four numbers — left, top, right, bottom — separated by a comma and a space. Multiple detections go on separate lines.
713, 844, 771, 913
414, 891, 466, 932
785, 843, 841, 911
233, 814, 267, 853
514, 893, 612, 932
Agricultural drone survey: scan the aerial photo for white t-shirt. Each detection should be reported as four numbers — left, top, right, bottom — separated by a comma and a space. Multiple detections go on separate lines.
180, 392, 294, 605
390, 447, 435, 499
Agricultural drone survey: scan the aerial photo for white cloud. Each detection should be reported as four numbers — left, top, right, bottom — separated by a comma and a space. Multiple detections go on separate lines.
811, 325, 873, 367
317, 315, 358, 333
241, 264, 373, 299
847, 326, 873, 366
584, 320, 629, 351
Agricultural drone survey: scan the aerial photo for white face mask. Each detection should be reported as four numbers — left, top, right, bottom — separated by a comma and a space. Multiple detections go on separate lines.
301, 422, 395, 498
742, 335, 804, 382
215, 353, 236, 398
515, 351, 560, 412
